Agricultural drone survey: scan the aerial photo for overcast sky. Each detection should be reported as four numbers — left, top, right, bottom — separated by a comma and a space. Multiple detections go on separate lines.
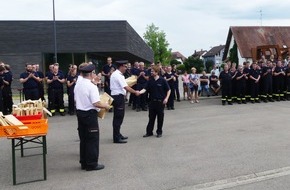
2, 0, 290, 57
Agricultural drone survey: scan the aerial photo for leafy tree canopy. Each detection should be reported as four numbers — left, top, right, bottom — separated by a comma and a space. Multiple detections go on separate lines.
143, 23, 171, 65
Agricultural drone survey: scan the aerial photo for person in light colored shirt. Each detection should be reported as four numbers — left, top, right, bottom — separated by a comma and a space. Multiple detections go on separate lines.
74, 63, 110, 171
110, 60, 140, 143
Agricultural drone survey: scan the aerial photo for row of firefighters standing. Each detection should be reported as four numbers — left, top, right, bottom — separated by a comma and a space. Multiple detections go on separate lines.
220, 60, 290, 105
20, 63, 68, 116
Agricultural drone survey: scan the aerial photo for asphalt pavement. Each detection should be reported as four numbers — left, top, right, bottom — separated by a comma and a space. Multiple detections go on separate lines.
1, 96, 290, 190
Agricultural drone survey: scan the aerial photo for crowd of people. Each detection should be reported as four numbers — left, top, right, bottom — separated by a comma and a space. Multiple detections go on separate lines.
2, 56, 290, 172
218, 58, 290, 105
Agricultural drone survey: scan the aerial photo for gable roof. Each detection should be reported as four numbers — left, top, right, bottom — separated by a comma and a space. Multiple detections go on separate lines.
223, 26, 290, 60
203, 45, 225, 57
192, 50, 207, 57
171, 51, 187, 62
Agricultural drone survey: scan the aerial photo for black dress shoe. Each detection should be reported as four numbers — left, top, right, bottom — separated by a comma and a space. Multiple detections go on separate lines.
113, 139, 127, 143
86, 164, 105, 171
143, 134, 153, 138
120, 135, 128, 140
156, 134, 162, 138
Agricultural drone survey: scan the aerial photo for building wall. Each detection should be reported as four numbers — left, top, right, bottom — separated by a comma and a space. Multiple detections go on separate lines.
0, 52, 43, 91
0, 21, 153, 62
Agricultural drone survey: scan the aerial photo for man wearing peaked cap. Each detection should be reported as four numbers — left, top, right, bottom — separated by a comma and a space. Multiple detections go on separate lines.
110, 60, 141, 143
74, 62, 111, 171
115, 60, 128, 66
79, 63, 95, 73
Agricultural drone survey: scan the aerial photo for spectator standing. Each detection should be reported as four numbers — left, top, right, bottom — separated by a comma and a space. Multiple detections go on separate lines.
136, 62, 149, 112
172, 64, 180, 102
249, 62, 261, 103
211, 64, 220, 77
101, 57, 115, 96
164, 65, 175, 110
219, 64, 232, 105
189, 67, 199, 103
2, 64, 13, 114
273, 60, 286, 101
19, 63, 40, 100
35, 64, 45, 101
46, 64, 66, 116
181, 71, 190, 100
67, 64, 78, 115
234, 65, 247, 104
0, 65, 5, 112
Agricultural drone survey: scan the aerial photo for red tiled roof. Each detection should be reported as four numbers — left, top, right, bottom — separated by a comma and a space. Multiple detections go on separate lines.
224, 26, 290, 60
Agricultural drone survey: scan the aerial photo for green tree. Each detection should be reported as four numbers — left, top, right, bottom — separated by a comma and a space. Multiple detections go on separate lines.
229, 40, 239, 65
143, 23, 171, 65
205, 60, 214, 73
183, 56, 204, 73
170, 59, 181, 66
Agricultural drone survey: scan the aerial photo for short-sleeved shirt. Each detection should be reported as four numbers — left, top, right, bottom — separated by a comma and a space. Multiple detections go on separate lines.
262, 66, 272, 80
273, 66, 285, 80
145, 76, 170, 101
102, 64, 116, 81
235, 71, 246, 85
20, 71, 39, 89
219, 71, 232, 85
249, 69, 260, 80
46, 71, 65, 89
110, 70, 127, 95
67, 74, 78, 93
164, 72, 175, 87
200, 75, 209, 86
3, 71, 13, 86
74, 77, 100, 111
209, 75, 218, 86
136, 69, 148, 84
182, 74, 190, 84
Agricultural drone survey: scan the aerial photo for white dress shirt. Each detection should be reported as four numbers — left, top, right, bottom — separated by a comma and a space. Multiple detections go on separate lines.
74, 77, 100, 111
110, 69, 127, 95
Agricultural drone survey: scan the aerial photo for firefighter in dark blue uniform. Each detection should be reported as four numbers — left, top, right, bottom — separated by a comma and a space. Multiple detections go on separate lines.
129, 62, 139, 110
285, 63, 290, 100
35, 64, 45, 101
101, 57, 116, 96
66, 65, 78, 115
0, 66, 5, 112
273, 60, 286, 101
136, 62, 149, 112
243, 61, 251, 101
46, 64, 66, 116
143, 65, 170, 138
261, 61, 274, 102
2, 64, 13, 114
164, 65, 175, 110
234, 65, 247, 104
219, 64, 233, 105
249, 62, 261, 103
20, 63, 40, 100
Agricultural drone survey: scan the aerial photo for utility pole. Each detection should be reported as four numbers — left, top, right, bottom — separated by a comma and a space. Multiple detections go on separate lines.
53, 0, 57, 63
